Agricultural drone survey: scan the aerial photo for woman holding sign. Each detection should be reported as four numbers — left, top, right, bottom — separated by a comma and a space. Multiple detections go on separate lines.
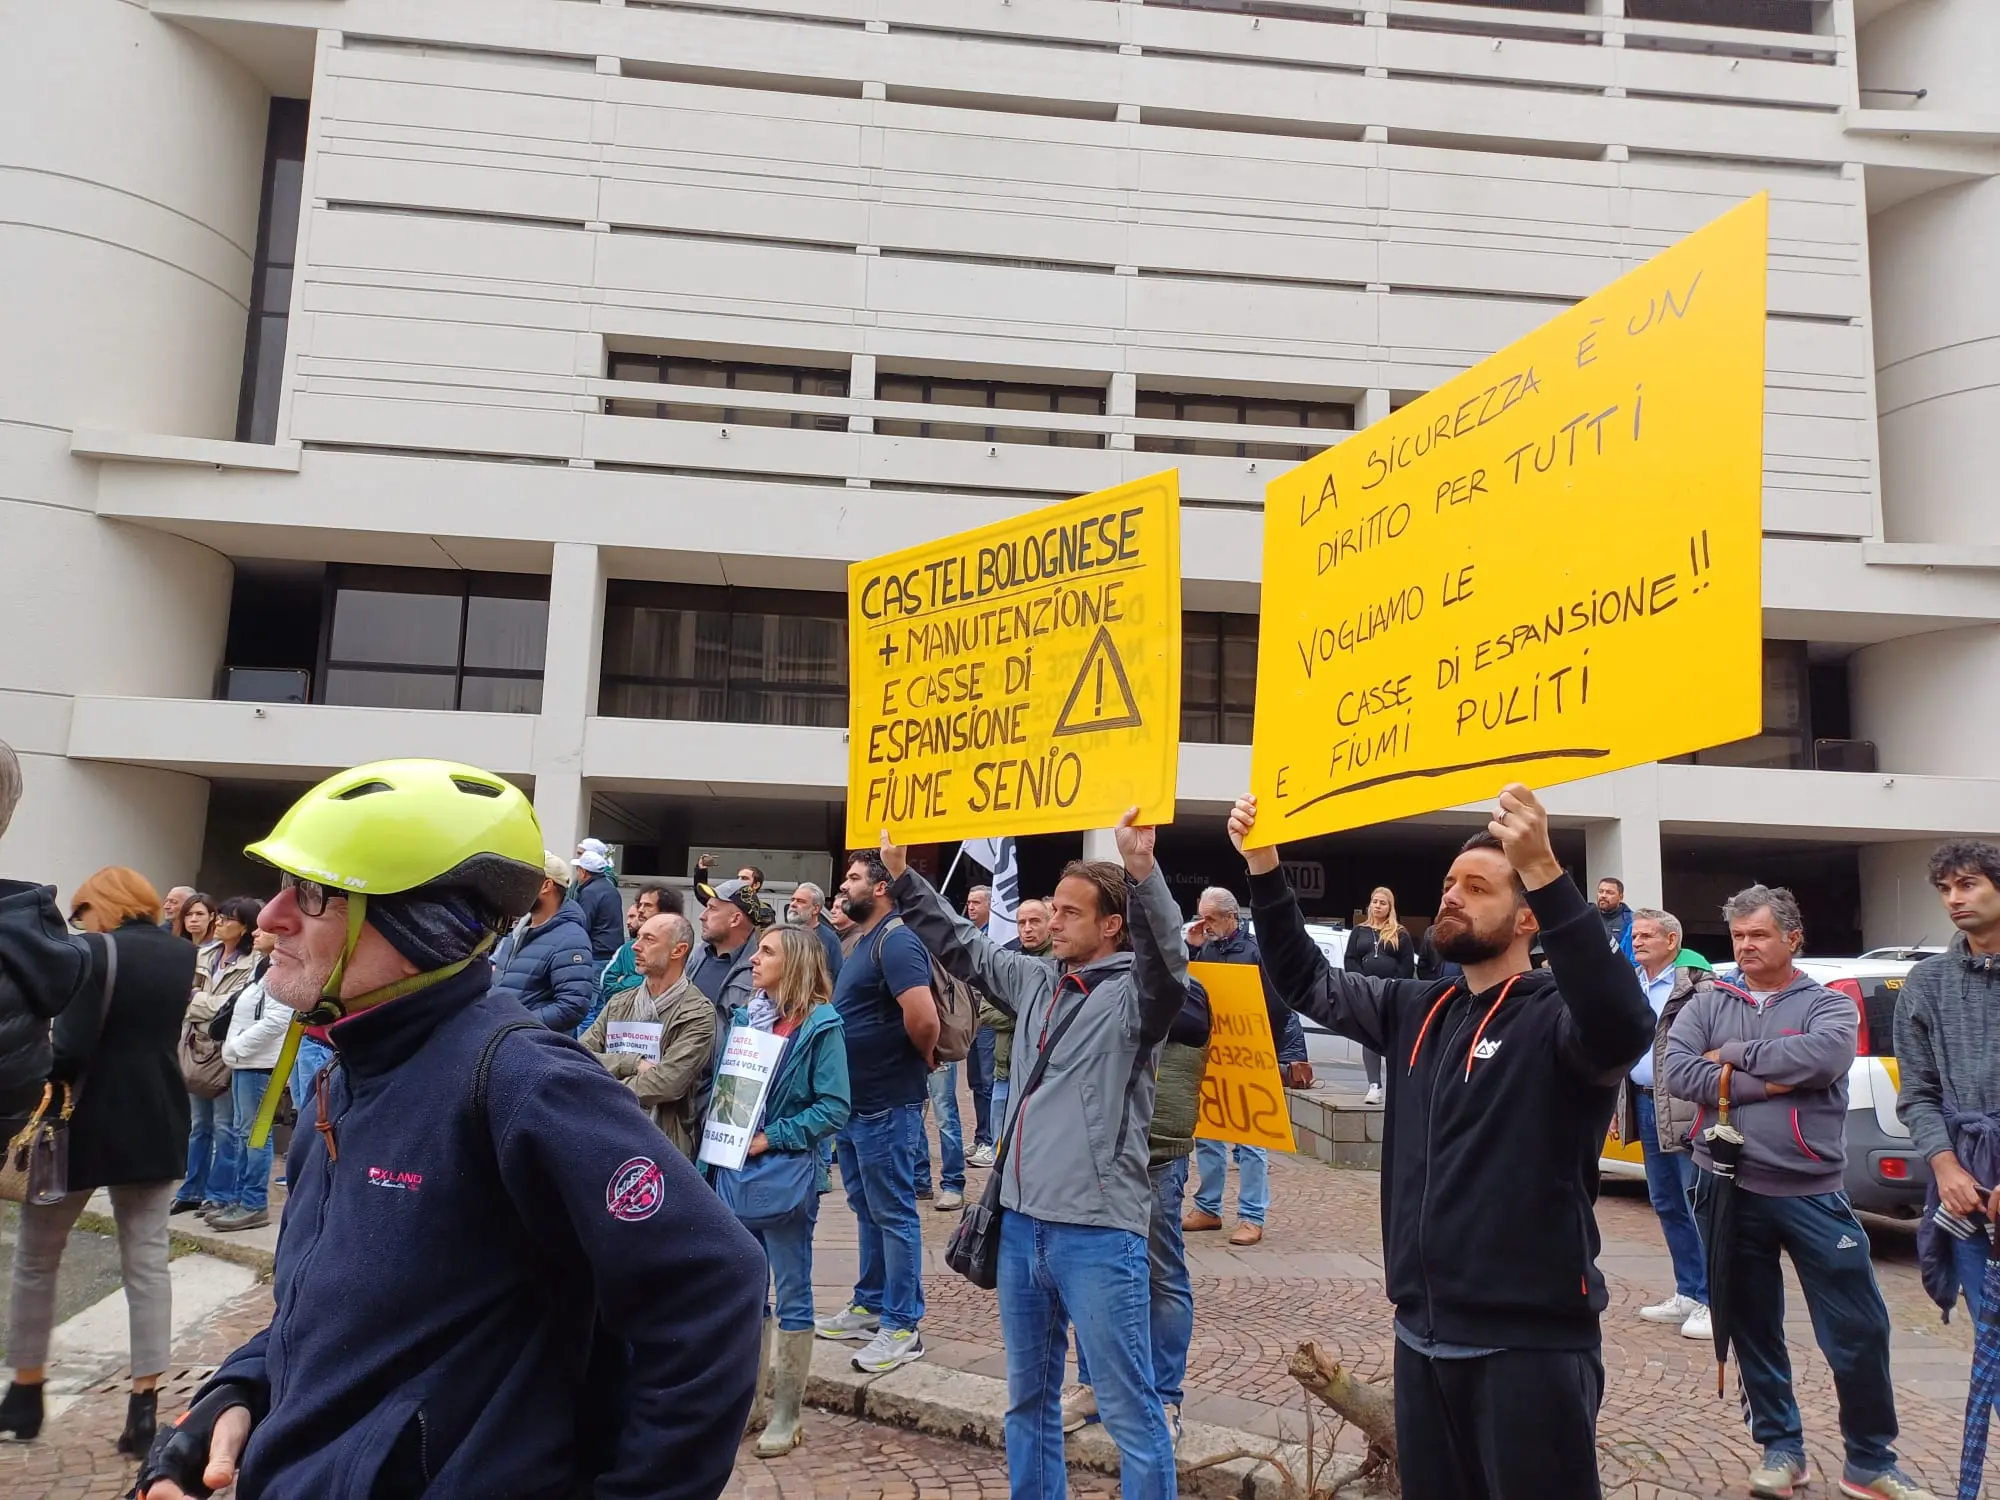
713, 925, 851, 1459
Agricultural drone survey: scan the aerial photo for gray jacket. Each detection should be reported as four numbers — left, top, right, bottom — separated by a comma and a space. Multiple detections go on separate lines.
1662, 969, 1857, 1197
1896, 933, 2000, 1166
891, 866, 1189, 1236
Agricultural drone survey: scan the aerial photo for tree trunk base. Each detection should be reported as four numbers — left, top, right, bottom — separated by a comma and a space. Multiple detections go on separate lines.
1287, 1342, 1398, 1495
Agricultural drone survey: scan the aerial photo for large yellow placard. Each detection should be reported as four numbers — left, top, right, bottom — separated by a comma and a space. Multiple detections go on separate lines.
1191, 961, 1297, 1153
846, 473, 1181, 848
1247, 195, 1768, 845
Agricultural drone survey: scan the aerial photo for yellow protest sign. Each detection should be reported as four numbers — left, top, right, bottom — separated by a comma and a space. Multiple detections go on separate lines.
846, 473, 1181, 847
1247, 194, 1768, 845
1190, 961, 1296, 1153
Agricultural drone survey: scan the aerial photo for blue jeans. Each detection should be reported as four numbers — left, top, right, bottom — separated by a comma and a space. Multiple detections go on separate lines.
1952, 1231, 1991, 1325
289, 1035, 336, 1112
999, 1211, 1177, 1500
1193, 1139, 1269, 1226
968, 1026, 997, 1148
1636, 1093, 1707, 1302
1693, 1175, 1899, 1479
1076, 1156, 1196, 1408
211, 1069, 274, 1212
178, 1089, 235, 1205
914, 1064, 966, 1195
755, 1194, 820, 1332
992, 1078, 1011, 1138
836, 1104, 927, 1332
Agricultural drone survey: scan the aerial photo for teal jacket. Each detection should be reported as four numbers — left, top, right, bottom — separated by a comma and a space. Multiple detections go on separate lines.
728, 1002, 850, 1182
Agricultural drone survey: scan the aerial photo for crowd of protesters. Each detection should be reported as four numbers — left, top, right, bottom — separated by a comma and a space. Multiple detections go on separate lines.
6, 736, 2000, 1500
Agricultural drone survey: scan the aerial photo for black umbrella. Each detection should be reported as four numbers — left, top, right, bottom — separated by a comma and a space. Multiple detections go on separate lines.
1701, 1063, 1748, 1398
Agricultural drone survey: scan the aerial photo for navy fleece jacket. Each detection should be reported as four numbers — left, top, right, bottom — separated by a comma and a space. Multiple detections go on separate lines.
197, 965, 765, 1500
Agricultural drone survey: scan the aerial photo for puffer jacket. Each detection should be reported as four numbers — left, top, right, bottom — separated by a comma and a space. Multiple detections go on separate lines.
0, 879, 91, 1107
893, 865, 1189, 1236
1613, 965, 1705, 1154
491, 903, 599, 1033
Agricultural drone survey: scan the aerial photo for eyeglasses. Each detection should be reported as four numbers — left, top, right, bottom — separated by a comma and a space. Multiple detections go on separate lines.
280, 872, 336, 917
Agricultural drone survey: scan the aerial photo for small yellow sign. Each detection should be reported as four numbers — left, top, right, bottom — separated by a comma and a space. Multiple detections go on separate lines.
846, 474, 1182, 848
1248, 195, 1769, 845
1190, 961, 1297, 1154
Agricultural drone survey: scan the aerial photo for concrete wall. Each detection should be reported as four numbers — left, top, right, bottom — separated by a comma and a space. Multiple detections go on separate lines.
0, 0, 268, 899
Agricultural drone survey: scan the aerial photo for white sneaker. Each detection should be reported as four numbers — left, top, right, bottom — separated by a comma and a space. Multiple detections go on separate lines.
1164, 1401, 1183, 1449
814, 1304, 880, 1341
966, 1143, 997, 1168
1364, 1084, 1383, 1106
1680, 1303, 1712, 1341
851, 1327, 925, 1373
1639, 1293, 1699, 1324
1060, 1383, 1097, 1434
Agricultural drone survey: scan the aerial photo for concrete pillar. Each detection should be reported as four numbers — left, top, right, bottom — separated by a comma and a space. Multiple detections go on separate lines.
0, 0, 267, 899
1584, 766, 1662, 910
1357, 388, 1392, 430
531, 541, 606, 852
1860, 839, 1952, 951
1083, 828, 1119, 863
1861, 4, 2000, 545
1852, 625, 2000, 779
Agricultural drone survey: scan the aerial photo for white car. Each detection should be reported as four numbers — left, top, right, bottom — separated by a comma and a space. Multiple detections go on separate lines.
1601, 955, 1928, 1217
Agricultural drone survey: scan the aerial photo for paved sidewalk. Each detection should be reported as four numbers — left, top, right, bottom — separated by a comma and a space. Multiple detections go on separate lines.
813, 1077, 1974, 1499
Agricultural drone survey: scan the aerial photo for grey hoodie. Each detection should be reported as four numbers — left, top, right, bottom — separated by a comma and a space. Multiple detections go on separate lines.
1896, 932, 2000, 1166
1662, 969, 1857, 1198
891, 866, 1188, 1236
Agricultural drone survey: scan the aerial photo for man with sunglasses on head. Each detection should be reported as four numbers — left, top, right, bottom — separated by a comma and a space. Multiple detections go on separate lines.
1227, 784, 1652, 1500
132, 759, 763, 1500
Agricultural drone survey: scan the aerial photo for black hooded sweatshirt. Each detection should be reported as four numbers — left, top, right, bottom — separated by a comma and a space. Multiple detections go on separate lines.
1248, 866, 1652, 1350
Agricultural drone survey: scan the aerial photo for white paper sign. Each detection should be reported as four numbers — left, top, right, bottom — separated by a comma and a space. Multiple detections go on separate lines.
605, 1020, 663, 1060
696, 1026, 788, 1172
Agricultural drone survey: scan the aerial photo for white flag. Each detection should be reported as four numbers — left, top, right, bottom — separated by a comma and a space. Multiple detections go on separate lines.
963, 837, 1020, 948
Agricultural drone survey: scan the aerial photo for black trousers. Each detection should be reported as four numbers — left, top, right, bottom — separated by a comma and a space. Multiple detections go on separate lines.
1393, 1338, 1605, 1500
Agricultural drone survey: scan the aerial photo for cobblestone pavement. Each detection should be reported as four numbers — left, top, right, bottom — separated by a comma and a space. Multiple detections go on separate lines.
809, 1085, 1976, 1500
2, 1091, 1974, 1499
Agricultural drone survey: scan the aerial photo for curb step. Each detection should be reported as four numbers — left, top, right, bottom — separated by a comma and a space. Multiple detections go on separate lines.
801, 1340, 1363, 1500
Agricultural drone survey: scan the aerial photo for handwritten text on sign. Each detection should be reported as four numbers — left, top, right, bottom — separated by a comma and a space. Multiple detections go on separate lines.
1247, 195, 1768, 844
846, 473, 1182, 847
1190, 961, 1297, 1154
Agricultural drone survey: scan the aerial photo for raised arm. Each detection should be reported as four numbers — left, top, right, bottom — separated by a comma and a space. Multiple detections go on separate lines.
1487, 785, 1653, 1085
1229, 795, 1402, 1055
1114, 808, 1192, 1047
886, 858, 1052, 1019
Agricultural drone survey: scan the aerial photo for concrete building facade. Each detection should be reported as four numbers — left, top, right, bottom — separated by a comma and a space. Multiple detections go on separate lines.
3, 0, 1997, 951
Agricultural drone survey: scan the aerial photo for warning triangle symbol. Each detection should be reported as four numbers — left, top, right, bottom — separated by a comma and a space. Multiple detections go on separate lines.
1052, 626, 1144, 737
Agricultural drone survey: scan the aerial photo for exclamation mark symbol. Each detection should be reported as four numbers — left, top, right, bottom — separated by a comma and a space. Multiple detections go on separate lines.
1690, 530, 1711, 595
1094, 656, 1106, 718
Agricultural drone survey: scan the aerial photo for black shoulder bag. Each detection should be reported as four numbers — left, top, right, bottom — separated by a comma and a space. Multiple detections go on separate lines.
945, 980, 1089, 1290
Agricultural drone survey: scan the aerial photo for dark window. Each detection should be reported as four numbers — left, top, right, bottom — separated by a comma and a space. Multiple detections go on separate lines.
1182, 612, 1259, 745
876, 375, 1106, 448
1626, 0, 1815, 32
605, 353, 849, 429
235, 99, 309, 444
1136, 390, 1351, 462
1666, 640, 1811, 770
319, 566, 548, 713
601, 583, 846, 727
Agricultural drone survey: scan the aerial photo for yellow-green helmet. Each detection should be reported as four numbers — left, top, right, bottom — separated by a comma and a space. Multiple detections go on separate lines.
246, 759, 545, 924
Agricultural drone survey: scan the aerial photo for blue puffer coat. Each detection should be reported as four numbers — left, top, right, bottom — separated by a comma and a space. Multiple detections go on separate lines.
491, 903, 598, 1033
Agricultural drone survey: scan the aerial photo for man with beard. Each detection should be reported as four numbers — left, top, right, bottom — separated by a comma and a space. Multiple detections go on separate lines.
1226, 784, 1652, 1499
